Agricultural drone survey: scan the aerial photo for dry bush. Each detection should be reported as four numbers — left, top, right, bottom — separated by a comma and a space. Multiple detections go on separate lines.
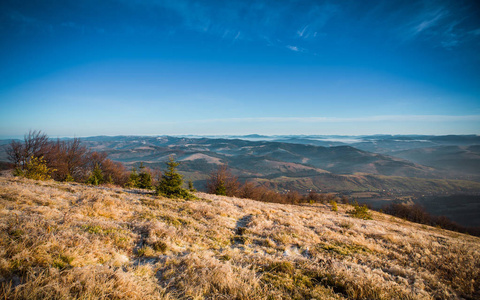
206, 165, 240, 196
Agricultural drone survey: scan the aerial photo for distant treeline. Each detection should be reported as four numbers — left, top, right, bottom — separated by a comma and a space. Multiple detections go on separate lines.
381, 203, 480, 237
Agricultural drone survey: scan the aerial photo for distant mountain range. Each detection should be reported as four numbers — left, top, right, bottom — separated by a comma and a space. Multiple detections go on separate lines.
1, 134, 480, 225
1, 134, 479, 193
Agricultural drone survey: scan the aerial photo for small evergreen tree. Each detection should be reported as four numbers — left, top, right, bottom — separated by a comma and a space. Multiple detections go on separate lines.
156, 157, 192, 199
348, 201, 372, 220
126, 167, 139, 188
215, 179, 227, 196
188, 180, 196, 192
138, 162, 153, 189
86, 164, 104, 185
15, 156, 53, 181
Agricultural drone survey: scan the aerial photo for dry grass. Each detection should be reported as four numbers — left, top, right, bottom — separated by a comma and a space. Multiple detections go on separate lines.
1, 176, 479, 299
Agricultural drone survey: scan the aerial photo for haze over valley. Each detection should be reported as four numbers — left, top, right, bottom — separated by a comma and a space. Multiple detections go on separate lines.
2, 134, 480, 227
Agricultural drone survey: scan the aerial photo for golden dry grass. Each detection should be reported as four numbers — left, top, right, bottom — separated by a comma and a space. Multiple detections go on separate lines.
0, 176, 479, 299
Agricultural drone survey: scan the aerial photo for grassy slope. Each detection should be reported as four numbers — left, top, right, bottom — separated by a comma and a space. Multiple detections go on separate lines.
0, 177, 479, 299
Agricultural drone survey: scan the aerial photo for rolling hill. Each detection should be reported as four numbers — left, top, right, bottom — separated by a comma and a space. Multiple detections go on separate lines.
391, 145, 480, 181
71, 136, 480, 194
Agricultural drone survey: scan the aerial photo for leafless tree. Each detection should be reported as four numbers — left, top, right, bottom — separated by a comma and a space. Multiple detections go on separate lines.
206, 165, 240, 196
7, 130, 49, 170
46, 138, 89, 181
6, 140, 23, 168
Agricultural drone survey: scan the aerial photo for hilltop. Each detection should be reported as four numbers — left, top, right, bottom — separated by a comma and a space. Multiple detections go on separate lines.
1, 176, 479, 299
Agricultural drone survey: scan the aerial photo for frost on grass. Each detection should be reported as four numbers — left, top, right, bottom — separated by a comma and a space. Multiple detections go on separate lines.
0, 177, 479, 299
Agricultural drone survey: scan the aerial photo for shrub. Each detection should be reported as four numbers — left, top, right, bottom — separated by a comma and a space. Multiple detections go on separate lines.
330, 200, 338, 212
15, 156, 53, 181
206, 165, 240, 196
382, 203, 480, 236
99, 158, 128, 186
64, 174, 75, 182
348, 201, 372, 220
47, 138, 89, 181
7, 130, 49, 171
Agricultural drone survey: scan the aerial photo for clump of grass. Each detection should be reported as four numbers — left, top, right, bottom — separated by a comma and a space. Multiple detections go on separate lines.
263, 261, 295, 276
232, 235, 250, 245
52, 254, 74, 269
339, 221, 353, 229
261, 238, 276, 248
137, 246, 156, 257
152, 240, 168, 253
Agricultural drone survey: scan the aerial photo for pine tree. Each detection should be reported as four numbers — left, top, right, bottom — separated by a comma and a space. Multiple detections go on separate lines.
215, 179, 227, 196
156, 157, 192, 199
188, 180, 196, 192
86, 164, 104, 185
138, 162, 153, 189
126, 167, 139, 188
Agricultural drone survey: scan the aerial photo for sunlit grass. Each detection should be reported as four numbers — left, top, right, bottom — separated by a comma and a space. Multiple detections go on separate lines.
1, 176, 479, 299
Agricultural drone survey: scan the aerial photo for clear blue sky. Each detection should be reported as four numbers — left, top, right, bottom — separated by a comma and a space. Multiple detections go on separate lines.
1, 0, 479, 138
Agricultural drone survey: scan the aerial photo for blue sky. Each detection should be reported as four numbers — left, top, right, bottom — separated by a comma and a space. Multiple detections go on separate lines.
0, 0, 479, 138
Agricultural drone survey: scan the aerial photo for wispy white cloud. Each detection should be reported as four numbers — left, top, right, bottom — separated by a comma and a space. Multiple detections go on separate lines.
286, 45, 308, 53
123, 0, 339, 52
286, 45, 299, 52
413, 8, 447, 35
398, 2, 479, 49
296, 25, 309, 38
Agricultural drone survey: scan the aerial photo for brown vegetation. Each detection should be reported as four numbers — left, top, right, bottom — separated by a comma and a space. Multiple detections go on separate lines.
1, 176, 479, 299
7, 130, 129, 186
207, 165, 339, 205
383, 202, 480, 236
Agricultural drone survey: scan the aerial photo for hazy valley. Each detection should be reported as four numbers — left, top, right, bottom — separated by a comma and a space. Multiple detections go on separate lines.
2, 134, 479, 227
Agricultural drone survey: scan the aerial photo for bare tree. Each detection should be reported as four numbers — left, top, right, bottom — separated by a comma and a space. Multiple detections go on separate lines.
6, 140, 23, 168
23, 130, 49, 159
206, 165, 240, 196
7, 130, 49, 170
46, 138, 89, 181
